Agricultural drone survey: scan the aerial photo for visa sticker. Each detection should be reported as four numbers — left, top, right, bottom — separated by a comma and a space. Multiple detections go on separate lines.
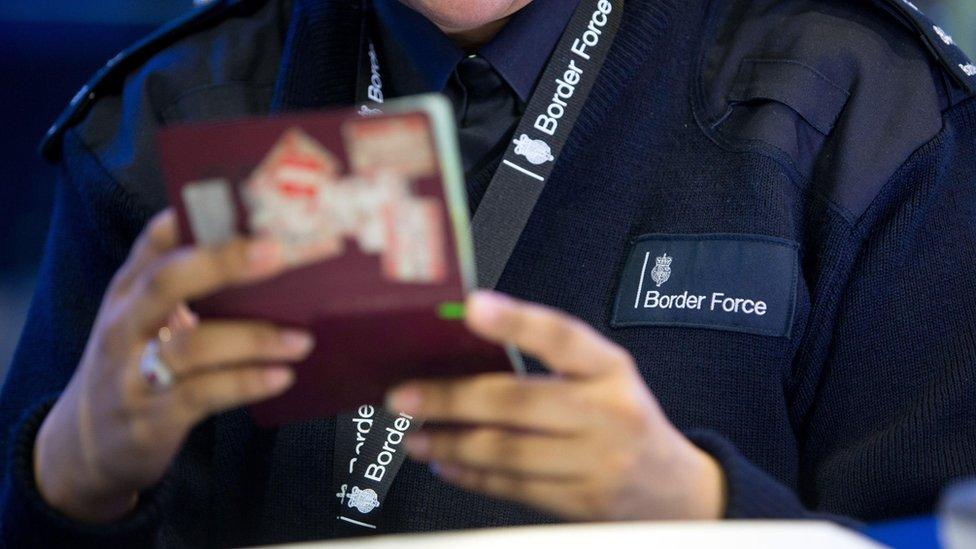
611, 234, 799, 338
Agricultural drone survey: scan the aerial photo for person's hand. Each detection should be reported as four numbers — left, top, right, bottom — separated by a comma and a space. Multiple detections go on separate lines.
388, 291, 725, 521
34, 210, 315, 523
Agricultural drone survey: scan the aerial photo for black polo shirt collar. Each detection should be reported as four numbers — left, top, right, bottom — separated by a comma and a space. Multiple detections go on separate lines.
373, 0, 580, 102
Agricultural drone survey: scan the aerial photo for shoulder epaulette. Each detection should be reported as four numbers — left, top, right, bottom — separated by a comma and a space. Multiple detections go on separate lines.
878, 0, 976, 96
39, 0, 269, 162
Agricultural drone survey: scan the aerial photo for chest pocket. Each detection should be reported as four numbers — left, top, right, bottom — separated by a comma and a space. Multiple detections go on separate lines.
714, 58, 852, 175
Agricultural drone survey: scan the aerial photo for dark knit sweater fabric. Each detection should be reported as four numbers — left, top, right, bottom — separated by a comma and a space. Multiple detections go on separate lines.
2, 0, 976, 547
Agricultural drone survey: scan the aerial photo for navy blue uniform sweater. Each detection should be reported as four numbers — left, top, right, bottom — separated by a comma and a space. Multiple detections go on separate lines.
2, 0, 976, 546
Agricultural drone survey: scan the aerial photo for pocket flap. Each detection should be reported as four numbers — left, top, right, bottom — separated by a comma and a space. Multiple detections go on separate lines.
728, 58, 851, 135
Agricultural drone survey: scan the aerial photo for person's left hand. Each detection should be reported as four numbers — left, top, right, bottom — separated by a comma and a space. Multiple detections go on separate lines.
387, 291, 726, 521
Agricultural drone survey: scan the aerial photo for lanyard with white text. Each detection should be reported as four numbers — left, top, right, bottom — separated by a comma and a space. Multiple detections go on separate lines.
330, 5, 419, 535
335, 0, 625, 533
333, 404, 418, 533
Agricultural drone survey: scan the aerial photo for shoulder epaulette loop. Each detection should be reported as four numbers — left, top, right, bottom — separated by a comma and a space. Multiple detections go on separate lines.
878, 0, 976, 97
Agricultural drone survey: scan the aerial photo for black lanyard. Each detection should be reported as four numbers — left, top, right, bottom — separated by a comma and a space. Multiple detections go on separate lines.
334, 0, 624, 533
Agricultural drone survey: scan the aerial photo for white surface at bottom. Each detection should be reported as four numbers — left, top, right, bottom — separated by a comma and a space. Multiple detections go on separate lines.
269, 521, 884, 549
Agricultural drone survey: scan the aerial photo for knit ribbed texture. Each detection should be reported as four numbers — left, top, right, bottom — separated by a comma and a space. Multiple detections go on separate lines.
685, 429, 808, 519
2, 399, 168, 547
271, 0, 360, 112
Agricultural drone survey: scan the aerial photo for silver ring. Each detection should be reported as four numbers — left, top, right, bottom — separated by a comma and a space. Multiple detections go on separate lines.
139, 339, 174, 390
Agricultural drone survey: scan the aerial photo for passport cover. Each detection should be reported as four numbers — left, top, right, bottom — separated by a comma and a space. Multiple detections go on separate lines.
158, 95, 516, 426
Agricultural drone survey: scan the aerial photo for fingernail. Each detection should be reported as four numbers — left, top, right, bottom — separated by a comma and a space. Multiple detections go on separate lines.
248, 239, 282, 270
468, 291, 505, 327
386, 385, 422, 415
264, 367, 295, 390
405, 433, 429, 456
182, 306, 200, 327
429, 462, 441, 476
280, 330, 314, 353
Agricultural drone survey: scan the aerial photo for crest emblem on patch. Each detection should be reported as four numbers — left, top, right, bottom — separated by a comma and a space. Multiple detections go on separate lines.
347, 486, 380, 514
650, 253, 672, 287
512, 134, 555, 165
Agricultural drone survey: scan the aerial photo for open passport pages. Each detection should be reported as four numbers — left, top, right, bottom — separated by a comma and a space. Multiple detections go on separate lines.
158, 95, 518, 426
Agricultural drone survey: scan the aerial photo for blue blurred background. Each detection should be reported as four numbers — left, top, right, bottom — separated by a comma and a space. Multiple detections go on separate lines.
1, 0, 975, 383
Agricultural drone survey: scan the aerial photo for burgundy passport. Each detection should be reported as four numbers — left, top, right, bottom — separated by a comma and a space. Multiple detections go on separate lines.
158, 95, 516, 426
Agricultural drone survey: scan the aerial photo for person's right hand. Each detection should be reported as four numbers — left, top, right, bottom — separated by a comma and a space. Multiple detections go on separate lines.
33, 209, 315, 523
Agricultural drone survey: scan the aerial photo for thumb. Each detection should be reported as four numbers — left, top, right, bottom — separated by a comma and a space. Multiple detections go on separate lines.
464, 290, 631, 378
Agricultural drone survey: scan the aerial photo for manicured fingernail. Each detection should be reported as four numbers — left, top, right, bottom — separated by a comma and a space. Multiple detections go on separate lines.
172, 304, 198, 331
386, 385, 422, 415
265, 367, 295, 390
280, 330, 314, 353
405, 433, 429, 456
468, 291, 506, 327
182, 306, 200, 326
248, 239, 282, 269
